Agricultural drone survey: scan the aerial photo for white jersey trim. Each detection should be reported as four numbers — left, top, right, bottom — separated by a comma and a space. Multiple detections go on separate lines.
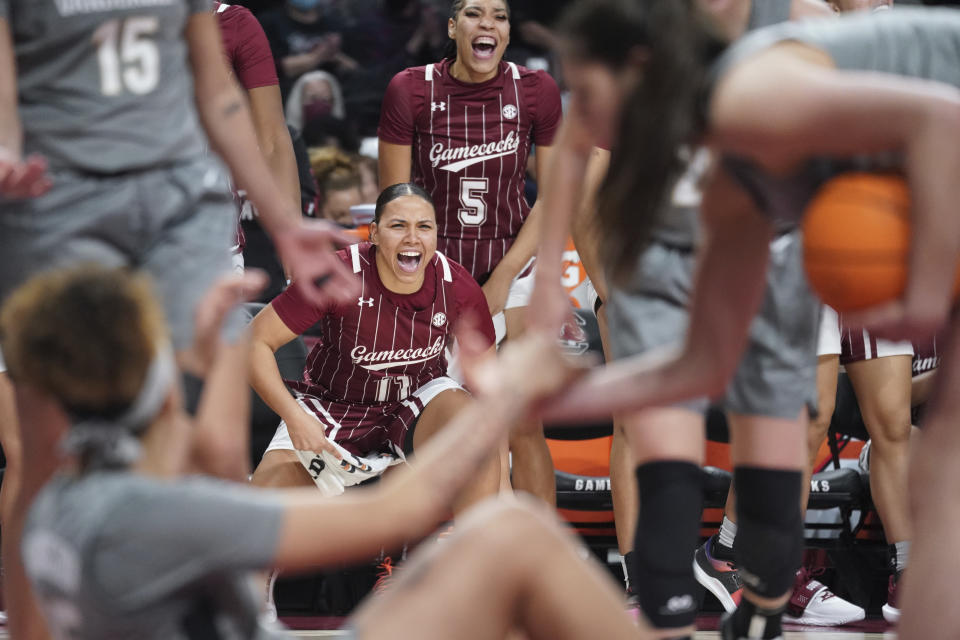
425, 63, 435, 81
506, 61, 521, 80
350, 243, 362, 273
435, 251, 453, 282
216, 3, 230, 12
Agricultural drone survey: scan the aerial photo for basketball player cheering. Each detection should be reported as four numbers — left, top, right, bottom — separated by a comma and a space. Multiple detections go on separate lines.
377, 0, 562, 505
3, 265, 641, 640
539, 2, 960, 639
0, 2, 357, 637
249, 184, 498, 504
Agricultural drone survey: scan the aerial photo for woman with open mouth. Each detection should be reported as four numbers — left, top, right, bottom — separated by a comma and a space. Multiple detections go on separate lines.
377, 0, 563, 508
247, 183, 501, 613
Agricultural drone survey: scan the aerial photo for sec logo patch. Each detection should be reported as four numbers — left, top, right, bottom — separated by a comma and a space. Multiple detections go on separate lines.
502, 104, 518, 119
432, 312, 447, 328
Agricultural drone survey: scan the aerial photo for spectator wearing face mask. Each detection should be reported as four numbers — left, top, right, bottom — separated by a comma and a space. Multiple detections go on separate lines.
285, 71, 346, 131
258, 0, 359, 97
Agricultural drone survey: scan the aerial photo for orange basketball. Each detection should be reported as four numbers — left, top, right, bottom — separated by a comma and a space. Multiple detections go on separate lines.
802, 173, 959, 312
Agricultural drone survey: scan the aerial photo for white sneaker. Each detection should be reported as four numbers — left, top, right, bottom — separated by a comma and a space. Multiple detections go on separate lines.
261, 570, 278, 623
784, 568, 865, 626
882, 571, 902, 624
261, 601, 278, 625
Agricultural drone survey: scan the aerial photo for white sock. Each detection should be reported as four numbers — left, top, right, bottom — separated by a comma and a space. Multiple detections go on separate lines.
718, 516, 738, 550
895, 541, 911, 573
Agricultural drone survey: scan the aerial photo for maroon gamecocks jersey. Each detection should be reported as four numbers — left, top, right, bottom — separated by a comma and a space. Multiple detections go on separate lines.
378, 59, 562, 281
272, 242, 495, 405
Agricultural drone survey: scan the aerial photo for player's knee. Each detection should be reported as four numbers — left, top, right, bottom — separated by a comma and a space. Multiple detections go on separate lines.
460, 497, 558, 551
866, 410, 912, 449
733, 466, 803, 599
808, 405, 832, 443
250, 450, 305, 488
634, 461, 702, 629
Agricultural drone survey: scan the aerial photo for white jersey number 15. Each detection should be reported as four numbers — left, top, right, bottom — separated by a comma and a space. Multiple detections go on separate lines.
94, 17, 160, 97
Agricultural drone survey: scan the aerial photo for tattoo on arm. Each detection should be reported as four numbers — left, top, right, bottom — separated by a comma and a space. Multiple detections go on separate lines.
221, 100, 243, 118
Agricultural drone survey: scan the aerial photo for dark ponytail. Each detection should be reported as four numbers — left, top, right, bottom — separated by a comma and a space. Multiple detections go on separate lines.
559, 0, 725, 283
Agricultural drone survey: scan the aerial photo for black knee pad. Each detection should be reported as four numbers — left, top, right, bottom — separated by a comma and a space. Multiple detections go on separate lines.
633, 461, 703, 629
733, 466, 804, 599
181, 372, 204, 416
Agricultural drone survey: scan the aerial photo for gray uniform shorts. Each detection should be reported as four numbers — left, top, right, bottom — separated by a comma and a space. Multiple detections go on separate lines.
606, 232, 819, 419
0, 156, 236, 351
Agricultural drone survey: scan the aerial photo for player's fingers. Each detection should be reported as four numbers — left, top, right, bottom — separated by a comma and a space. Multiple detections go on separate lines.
27, 177, 53, 197
194, 272, 264, 339
312, 257, 361, 305
322, 440, 343, 461
220, 269, 268, 304
454, 313, 491, 361
0, 163, 22, 195
302, 218, 358, 249
16, 159, 48, 190
7, 155, 51, 198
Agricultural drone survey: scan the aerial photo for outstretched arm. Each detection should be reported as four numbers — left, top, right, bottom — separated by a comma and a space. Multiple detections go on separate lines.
542, 167, 773, 423
270, 332, 576, 570
710, 45, 960, 339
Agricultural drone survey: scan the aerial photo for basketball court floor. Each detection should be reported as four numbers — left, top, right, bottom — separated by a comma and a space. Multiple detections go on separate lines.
0, 614, 897, 638
228, 630, 895, 639
176, 614, 896, 639
273, 634, 892, 639
0, 622, 898, 638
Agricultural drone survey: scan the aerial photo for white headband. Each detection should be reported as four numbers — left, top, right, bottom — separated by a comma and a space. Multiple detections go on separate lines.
61, 343, 178, 469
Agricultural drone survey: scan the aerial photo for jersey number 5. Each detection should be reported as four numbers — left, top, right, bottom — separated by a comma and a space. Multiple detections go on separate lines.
94, 17, 160, 97
458, 177, 489, 227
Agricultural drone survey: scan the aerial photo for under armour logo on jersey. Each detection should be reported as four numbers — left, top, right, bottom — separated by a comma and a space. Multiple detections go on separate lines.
502, 104, 518, 119
432, 101, 446, 112
432, 312, 447, 328
358, 297, 374, 307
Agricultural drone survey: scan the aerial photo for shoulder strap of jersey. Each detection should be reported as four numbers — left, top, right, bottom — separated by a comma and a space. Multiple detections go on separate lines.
506, 61, 521, 80
434, 251, 453, 283
425, 63, 436, 82
350, 243, 363, 274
